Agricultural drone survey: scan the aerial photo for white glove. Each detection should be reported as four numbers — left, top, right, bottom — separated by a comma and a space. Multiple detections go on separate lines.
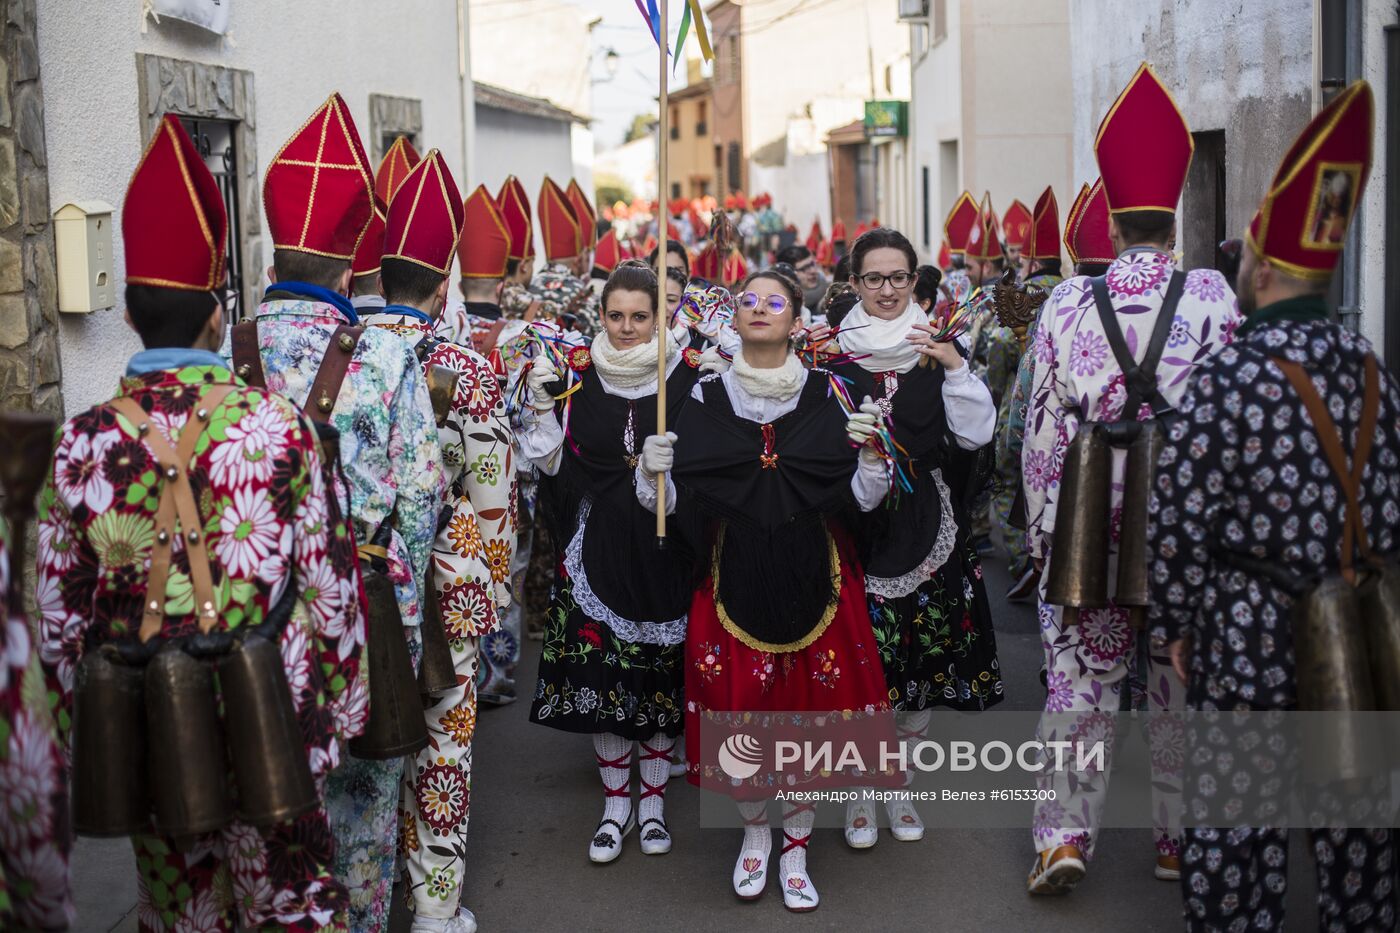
845, 396, 884, 462
640, 432, 677, 478
698, 345, 731, 375
527, 357, 560, 411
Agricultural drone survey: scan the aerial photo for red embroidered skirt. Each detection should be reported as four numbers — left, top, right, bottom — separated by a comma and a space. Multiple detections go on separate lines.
683, 528, 898, 798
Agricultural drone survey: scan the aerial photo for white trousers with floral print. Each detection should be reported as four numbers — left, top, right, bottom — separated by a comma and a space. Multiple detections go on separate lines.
1031, 597, 1183, 860
401, 635, 480, 919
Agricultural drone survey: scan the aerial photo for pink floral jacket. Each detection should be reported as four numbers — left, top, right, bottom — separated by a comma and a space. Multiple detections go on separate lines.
1022, 249, 1241, 561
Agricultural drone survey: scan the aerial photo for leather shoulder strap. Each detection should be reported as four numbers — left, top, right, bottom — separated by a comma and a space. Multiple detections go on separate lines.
109, 385, 234, 640
1090, 270, 1184, 419
1274, 354, 1380, 580
230, 321, 267, 388
473, 318, 508, 357
305, 325, 363, 424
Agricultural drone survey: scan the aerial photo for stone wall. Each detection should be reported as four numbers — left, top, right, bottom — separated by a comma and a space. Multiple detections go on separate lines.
0, 0, 61, 416
369, 93, 423, 165
136, 54, 260, 321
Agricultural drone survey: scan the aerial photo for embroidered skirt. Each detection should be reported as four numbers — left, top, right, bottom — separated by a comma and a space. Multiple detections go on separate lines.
869, 533, 1003, 712
528, 565, 685, 741
684, 530, 896, 799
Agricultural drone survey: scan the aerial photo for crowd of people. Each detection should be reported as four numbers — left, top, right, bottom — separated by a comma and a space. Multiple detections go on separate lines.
0, 61, 1394, 933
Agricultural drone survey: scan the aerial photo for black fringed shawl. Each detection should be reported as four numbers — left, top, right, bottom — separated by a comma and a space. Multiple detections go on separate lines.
542, 361, 701, 624
672, 371, 859, 650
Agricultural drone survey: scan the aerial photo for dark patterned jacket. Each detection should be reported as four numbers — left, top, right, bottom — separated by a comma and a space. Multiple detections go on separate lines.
1147, 303, 1400, 710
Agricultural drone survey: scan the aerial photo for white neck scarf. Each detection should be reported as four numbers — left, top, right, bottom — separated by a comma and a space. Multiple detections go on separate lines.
590, 327, 677, 389
731, 348, 806, 400
837, 299, 924, 373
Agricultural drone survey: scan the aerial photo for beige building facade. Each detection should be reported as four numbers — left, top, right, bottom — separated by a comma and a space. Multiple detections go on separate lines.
904, 0, 1073, 262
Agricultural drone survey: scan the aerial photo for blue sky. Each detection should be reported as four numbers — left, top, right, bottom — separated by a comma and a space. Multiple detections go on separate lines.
565, 0, 705, 149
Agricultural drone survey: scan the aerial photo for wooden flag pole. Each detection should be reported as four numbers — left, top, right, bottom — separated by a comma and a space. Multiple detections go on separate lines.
655, 0, 671, 547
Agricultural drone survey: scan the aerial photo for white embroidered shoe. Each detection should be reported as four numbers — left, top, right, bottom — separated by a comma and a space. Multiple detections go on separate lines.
732, 848, 769, 900
884, 798, 925, 842
844, 799, 878, 849
782, 871, 820, 912
588, 807, 635, 863
639, 814, 672, 855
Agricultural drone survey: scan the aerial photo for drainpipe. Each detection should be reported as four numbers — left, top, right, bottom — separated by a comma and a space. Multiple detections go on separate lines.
457, 0, 476, 186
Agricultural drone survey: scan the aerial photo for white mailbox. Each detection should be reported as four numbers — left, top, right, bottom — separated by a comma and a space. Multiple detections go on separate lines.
54, 201, 115, 313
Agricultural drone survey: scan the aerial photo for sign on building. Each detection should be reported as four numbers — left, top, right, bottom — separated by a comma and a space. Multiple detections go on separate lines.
150, 0, 230, 35
864, 100, 908, 139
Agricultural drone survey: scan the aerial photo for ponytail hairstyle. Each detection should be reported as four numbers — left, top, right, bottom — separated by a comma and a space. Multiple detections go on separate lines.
912, 265, 942, 307
601, 259, 659, 315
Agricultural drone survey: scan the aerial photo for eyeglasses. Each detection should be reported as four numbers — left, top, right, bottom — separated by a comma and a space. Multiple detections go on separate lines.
736, 291, 791, 315
857, 271, 913, 290
793, 260, 818, 274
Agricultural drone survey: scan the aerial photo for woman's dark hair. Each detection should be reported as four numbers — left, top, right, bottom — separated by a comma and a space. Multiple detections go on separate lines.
647, 239, 690, 269
738, 263, 801, 308
125, 284, 219, 349
849, 227, 919, 276
601, 260, 659, 314
912, 265, 942, 307
823, 286, 859, 329
506, 258, 521, 278
832, 254, 851, 282
665, 266, 689, 290
774, 244, 812, 266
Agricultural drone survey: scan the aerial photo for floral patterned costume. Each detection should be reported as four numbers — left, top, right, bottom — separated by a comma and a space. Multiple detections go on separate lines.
1023, 249, 1241, 862
989, 271, 1061, 583
362, 309, 517, 921
1149, 310, 1400, 931
235, 294, 445, 931
0, 519, 73, 931
528, 262, 600, 338
37, 358, 365, 931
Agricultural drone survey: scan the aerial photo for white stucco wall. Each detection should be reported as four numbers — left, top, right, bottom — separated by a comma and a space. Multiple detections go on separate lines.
738, 0, 909, 165
909, 2, 964, 256
907, 0, 1070, 261
1358, 0, 1396, 350
1068, 0, 1313, 262
474, 104, 578, 265
38, 0, 469, 416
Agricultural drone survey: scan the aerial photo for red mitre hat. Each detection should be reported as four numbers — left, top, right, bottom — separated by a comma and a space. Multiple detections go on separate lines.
1026, 187, 1060, 261
667, 198, 687, 215
806, 219, 823, 253
264, 93, 374, 260
1095, 63, 1193, 214
1002, 199, 1033, 249
376, 136, 421, 208
496, 175, 534, 262
539, 176, 582, 261
1062, 183, 1090, 264
457, 185, 511, 280
689, 207, 707, 239
641, 233, 659, 257
854, 222, 869, 240
1069, 178, 1115, 266
966, 193, 1004, 262
832, 219, 847, 242
125, 114, 228, 291
383, 150, 465, 276
870, 216, 881, 227
937, 239, 952, 269
816, 240, 834, 267
666, 221, 682, 242
352, 199, 388, 277
944, 192, 978, 253
593, 228, 626, 273
733, 192, 749, 211
567, 180, 598, 250
1246, 80, 1373, 280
